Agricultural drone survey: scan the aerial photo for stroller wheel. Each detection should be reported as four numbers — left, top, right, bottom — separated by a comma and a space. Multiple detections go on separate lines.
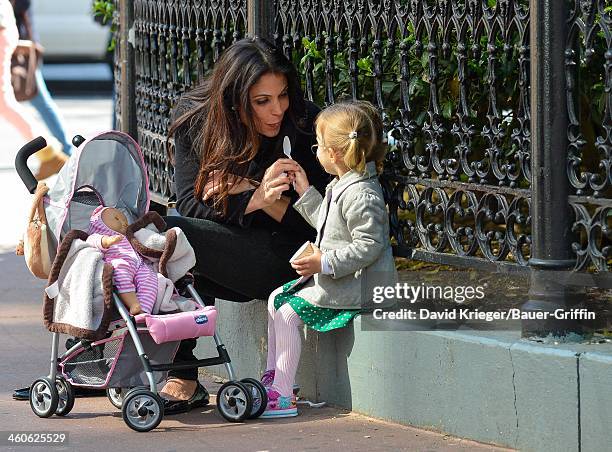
122, 389, 164, 432
216, 381, 253, 422
240, 378, 267, 419
106, 387, 126, 409
29, 377, 59, 418
54, 377, 75, 416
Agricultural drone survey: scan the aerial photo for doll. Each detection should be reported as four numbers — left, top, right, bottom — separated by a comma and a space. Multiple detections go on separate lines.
87, 206, 157, 315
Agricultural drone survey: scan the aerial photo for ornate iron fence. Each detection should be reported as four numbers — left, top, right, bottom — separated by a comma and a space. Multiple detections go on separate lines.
117, 0, 248, 203
274, 1, 533, 273
566, 1, 611, 273
116, 0, 611, 336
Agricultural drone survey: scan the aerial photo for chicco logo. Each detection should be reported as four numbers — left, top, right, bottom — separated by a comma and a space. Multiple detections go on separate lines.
195, 314, 208, 325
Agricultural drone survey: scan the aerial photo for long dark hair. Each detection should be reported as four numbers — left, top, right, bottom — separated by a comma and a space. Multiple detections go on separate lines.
167, 37, 306, 214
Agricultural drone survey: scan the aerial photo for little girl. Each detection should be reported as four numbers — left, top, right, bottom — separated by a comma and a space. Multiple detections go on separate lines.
260, 100, 398, 418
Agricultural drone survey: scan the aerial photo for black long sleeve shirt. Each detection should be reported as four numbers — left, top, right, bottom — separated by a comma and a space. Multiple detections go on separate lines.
172, 99, 331, 240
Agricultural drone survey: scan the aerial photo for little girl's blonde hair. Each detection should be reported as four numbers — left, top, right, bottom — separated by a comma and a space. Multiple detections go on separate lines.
315, 100, 386, 174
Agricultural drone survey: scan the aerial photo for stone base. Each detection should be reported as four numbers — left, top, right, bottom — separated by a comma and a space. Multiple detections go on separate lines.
195, 299, 612, 451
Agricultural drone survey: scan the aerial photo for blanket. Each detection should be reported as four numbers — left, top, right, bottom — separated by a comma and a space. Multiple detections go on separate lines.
43, 230, 114, 340
127, 212, 196, 283
152, 272, 200, 314
153, 273, 174, 314
42, 220, 197, 338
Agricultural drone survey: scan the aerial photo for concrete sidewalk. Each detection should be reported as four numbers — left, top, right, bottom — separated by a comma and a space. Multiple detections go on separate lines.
0, 252, 510, 451
0, 97, 511, 451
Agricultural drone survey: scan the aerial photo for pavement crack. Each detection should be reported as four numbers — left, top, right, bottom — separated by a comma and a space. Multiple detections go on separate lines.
508, 346, 519, 448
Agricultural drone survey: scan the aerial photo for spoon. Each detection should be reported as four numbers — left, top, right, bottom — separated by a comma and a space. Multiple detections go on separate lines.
282, 135, 295, 189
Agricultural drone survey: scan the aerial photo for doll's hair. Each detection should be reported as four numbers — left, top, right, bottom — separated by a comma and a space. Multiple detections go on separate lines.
315, 100, 386, 174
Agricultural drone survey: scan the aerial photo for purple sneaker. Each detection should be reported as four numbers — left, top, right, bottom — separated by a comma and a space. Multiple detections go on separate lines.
261, 370, 301, 395
260, 370, 275, 387
260, 387, 297, 418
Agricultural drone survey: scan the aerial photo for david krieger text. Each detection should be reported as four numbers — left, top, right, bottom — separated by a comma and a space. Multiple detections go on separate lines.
372, 308, 595, 321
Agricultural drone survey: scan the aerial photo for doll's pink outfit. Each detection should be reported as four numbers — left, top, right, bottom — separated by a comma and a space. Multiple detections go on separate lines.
87, 206, 157, 313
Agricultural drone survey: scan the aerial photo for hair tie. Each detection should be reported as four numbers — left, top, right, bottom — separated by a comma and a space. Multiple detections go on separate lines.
348, 131, 358, 139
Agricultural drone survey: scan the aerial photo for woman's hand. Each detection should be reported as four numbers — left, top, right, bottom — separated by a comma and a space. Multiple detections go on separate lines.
291, 243, 323, 276
262, 158, 300, 188
253, 158, 300, 207
291, 164, 311, 197
252, 173, 292, 207
202, 170, 257, 201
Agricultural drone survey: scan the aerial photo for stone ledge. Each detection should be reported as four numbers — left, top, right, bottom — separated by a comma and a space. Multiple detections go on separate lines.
195, 299, 612, 451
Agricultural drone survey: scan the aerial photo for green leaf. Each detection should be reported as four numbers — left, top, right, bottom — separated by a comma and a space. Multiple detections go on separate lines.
382, 80, 397, 95
421, 52, 429, 69
442, 100, 454, 119
416, 111, 427, 126
92, 0, 114, 24
357, 57, 373, 73
408, 75, 422, 95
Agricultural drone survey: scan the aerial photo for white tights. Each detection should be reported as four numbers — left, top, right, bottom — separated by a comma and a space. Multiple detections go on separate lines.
265, 287, 303, 397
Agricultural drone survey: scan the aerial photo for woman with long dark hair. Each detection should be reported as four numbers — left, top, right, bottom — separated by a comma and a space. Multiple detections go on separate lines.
160, 37, 330, 413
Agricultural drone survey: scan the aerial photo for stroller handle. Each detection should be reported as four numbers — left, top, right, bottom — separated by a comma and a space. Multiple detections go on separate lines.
15, 136, 47, 194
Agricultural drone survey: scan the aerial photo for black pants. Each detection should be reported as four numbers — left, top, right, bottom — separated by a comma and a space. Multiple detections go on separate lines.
164, 216, 312, 380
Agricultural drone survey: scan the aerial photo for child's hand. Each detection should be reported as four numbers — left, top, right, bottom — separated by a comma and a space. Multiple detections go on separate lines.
101, 235, 123, 249
291, 164, 310, 197
291, 243, 322, 276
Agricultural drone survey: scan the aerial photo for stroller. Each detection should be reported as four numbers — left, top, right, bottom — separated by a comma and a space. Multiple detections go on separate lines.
15, 132, 267, 431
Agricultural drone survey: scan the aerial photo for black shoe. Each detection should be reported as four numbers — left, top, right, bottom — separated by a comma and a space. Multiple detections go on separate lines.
163, 381, 209, 415
12, 385, 106, 400
12, 387, 29, 401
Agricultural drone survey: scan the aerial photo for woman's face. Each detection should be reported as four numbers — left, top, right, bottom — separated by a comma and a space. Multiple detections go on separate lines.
245, 72, 289, 137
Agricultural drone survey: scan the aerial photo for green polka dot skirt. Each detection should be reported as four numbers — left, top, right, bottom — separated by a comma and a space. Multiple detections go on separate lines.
274, 279, 360, 332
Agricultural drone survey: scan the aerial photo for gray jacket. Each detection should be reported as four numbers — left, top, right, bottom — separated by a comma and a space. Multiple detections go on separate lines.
292, 162, 398, 309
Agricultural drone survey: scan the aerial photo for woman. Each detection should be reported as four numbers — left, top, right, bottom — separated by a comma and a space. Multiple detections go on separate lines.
12, 0, 75, 159
0, 0, 37, 143
160, 37, 330, 414
0, 0, 67, 179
